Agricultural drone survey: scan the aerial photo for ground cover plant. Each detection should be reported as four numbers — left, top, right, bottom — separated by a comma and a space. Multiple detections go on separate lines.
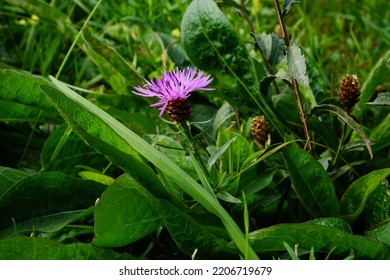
0, 0, 389, 260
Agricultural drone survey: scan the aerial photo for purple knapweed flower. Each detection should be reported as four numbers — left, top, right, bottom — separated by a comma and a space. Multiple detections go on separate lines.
132, 67, 214, 123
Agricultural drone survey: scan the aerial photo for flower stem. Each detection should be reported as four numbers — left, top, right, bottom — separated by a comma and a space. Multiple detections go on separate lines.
273, 0, 312, 152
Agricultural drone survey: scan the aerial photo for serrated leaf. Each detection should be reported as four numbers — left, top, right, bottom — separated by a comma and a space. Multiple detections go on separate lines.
247, 223, 390, 259
93, 174, 162, 247
283, 140, 339, 218
340, 168, 390, 222
287, 43, 310, 88
311, 104, 373, 159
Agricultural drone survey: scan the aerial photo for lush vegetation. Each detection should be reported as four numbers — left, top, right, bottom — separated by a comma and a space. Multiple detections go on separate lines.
0, 0, 389, 260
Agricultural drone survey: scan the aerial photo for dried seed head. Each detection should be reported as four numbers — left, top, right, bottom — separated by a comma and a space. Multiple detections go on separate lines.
338, 74, 361, 109
167, 98, 192, 123
251, 116, 268, 147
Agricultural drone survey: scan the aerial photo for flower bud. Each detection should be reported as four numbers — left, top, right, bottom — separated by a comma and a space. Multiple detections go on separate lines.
338, 74, 360, 110
167, 98, 192, 123
251, 116, 268, 147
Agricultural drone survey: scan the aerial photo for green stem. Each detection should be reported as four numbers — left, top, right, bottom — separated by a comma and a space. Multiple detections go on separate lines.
333, 123, 346, 166
273, 0, 312, 152
55, 0, 103, 78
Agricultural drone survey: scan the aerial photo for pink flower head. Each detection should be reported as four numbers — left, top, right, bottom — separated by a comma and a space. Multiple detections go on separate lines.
132, 67, 214, 117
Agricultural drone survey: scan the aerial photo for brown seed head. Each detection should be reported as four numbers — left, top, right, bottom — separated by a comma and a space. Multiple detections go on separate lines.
338, 74, 360, 109
167, 98, 192, 123
251, 116, 268, 147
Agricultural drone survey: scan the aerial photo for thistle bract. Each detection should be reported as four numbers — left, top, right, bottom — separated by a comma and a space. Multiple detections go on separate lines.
132, 67, 214, 122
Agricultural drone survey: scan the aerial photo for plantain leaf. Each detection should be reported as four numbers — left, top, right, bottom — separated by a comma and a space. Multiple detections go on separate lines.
247, 223, 390, 259
283, 141, 339, 218
340, 168, 390, 222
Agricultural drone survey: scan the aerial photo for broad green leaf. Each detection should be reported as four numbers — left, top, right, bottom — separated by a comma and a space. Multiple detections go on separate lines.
81, 30, 143, 94
370, 113, 390, 152
181, 0, 257, 110
311, 104, 373, 159
0, 167, 30, 197
44, 76, 258, 259
366, 222, 390, 246
305, 217, 352, 233
340, 168, 390, 222
0, 69, 55, 110
252, 32, 284, 67
161, 200, 230, 259
181, 0, 286, 136
247, 223, 390, 259
365, 181, 390, 228
0, 171, 106, 230
366, 92, 390, 106
354, 49, 390, 116
93, 174, 162, 247
287, 43, 310, 88
283, 141, 339, 218
0, 236, 136, 260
